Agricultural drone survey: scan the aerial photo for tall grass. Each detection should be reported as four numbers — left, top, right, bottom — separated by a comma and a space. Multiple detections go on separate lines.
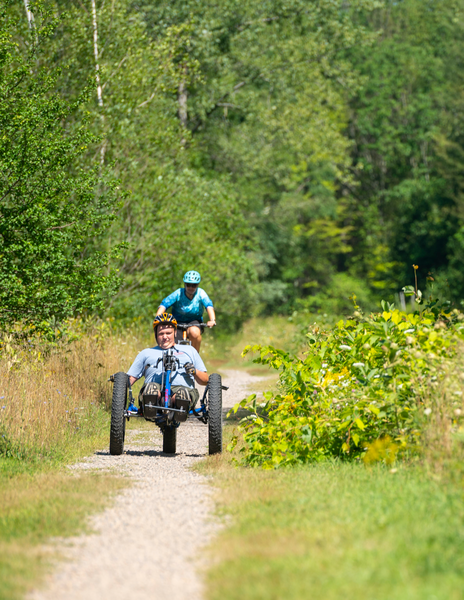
0, 320, 146, 462
419, 339, 464, 479
201, 316, 298, 370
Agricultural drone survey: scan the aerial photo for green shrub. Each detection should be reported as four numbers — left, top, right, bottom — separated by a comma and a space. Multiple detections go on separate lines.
294, 272, 376, 315
230, 300, 464, 467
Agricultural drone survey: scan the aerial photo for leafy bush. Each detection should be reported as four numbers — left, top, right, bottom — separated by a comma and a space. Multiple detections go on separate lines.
0, 2, 122, 327
230, 300, 464, 467
293, 273, 375, 316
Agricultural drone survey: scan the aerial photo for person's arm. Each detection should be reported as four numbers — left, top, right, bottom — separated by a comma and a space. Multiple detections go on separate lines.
206, 306, 216, 327
184, 361, 209, 385
183, 348, 208, 385
194, 370, 209, 386
200, 290, 215, 327
158, 289, 180, 316
126, 350, 146, 387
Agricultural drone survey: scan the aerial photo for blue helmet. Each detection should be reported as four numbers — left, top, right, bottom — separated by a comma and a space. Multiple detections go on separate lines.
183, 270, 201, 284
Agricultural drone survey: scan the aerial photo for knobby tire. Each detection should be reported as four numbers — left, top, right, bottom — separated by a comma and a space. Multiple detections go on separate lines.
109, 372, 127, 455
208, 373, 223, 454
163, 426, 177, 454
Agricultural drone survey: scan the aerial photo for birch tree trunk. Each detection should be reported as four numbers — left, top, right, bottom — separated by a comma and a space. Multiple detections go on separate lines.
91, 0, 103, 108
91, 0, 106, 165
178, 80, 188, 127
23, 0, 35, 30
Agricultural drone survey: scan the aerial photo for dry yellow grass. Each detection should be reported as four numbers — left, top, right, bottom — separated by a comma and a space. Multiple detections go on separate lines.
0, 320, 148, 600
418, 340, 464, 479
0, 319, 147, 460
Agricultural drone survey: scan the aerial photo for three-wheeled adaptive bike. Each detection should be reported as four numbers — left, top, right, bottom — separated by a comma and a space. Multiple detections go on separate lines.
108, 323, 226, 456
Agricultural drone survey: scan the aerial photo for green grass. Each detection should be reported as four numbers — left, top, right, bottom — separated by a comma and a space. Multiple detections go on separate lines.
201, 316, 298, 372
0, 423, 127, 600
0, 466, 126, 600
201, 452, 464, 600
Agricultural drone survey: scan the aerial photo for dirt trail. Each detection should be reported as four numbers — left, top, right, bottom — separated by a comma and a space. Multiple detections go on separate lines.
28, 369, 265, 600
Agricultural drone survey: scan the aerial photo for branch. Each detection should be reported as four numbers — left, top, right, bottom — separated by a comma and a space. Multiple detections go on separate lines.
238, 16, 281, 30
137, 92, 156, 108
0, 178, 21, 203
75, 0, 89, 12
216, 102, 243, 109
8, 71, 28, 95
23, 0, 35, 29
102, 56, 128, 91
91, 0, 103, 107
49, 222, 76, 230
190, 77, 257, 134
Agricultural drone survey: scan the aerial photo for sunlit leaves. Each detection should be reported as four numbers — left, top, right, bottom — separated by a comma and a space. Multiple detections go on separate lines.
0, 2, 121, 326
232, 298, 464, 467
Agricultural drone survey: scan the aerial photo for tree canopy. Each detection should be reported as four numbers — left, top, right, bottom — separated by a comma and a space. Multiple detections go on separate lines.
2, 0, 464, 327
0, 2, 121, 325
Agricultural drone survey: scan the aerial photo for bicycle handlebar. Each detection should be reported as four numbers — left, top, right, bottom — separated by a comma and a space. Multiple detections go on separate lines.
176, 323, 210, 330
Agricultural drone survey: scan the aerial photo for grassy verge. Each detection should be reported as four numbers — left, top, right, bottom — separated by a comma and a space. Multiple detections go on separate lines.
201, 305, 464, 600
0, 319, 145, 600
0, 319, 146, 459
200, 446, 464, 600
0, 462, 126, 600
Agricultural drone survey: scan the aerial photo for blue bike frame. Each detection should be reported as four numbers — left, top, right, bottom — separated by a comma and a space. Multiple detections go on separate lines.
165, 369, 171, 408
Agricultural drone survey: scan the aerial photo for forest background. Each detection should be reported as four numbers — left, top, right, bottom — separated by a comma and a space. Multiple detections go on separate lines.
2, 0, 464, 329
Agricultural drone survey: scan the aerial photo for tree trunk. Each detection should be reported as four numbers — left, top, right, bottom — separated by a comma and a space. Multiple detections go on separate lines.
23, 0, 35, 30
91, 0, 106, 165
91, 0, 103, 108
178, 80, 188, 127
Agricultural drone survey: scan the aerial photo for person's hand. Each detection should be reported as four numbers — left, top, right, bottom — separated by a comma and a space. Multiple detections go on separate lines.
207, 320, 216, 328
184, 362, 196, 376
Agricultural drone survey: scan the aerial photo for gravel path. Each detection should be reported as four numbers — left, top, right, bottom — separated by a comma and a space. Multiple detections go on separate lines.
28, 369, 266, 600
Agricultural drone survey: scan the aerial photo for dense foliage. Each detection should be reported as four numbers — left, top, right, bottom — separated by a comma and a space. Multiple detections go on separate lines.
3, 0, 464, 327
344, 0, 464, 302
231, 300, 464, 467
45, 0, 260, 324
137, 0, 378, 314
0, 2, 122, 325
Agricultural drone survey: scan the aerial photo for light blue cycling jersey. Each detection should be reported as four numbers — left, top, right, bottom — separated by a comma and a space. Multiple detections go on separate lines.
127, 344, 207, 388
160, 287, 213, 323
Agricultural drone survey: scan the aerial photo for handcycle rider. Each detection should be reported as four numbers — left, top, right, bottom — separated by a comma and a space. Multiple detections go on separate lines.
156, 270, 216, 353
127, 314, 208, 410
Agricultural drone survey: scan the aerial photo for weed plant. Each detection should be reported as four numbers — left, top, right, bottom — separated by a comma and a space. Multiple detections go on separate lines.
231, 299, 464, 468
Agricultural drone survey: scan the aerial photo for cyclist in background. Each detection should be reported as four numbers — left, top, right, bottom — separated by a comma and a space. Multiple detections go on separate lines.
156, 271, 216, 352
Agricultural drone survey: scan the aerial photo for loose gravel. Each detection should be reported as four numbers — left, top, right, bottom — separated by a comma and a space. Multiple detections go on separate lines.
28, 369, 266, 600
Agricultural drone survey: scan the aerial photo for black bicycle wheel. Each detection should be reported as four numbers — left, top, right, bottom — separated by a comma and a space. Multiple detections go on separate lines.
208, 373, 223, 455
109, 372, 127, 455
163, 426, 177, 453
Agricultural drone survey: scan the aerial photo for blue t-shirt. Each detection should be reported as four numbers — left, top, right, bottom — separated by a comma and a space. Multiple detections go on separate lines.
160, 287, 213, 323
127, 344, 207, 389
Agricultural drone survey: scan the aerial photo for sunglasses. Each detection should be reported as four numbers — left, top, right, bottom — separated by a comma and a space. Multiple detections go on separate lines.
185, 283, 198, 288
